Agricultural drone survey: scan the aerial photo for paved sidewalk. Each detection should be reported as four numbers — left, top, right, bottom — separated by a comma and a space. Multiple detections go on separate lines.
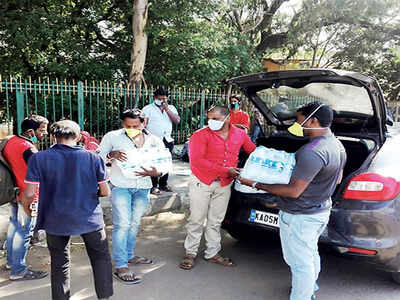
0, 159, 191, 264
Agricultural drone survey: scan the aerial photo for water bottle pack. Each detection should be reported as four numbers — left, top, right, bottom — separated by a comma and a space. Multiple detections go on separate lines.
116, 147, 172, 179
235, 146, 296, 194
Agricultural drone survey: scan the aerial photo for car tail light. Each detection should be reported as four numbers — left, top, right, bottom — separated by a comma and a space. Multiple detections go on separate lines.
343, 172, 400, 201
348, 248, 377, 255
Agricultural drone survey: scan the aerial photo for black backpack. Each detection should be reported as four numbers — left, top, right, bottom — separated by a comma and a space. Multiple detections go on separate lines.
0, 137, 19, 206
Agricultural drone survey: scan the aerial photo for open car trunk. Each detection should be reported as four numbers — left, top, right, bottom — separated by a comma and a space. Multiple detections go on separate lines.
238, 133, 376, 202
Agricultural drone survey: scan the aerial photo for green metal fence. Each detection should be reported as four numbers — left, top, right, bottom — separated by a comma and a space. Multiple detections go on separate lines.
0, 76, 231, 144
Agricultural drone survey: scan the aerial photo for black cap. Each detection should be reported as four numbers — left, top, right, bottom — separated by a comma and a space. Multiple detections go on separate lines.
297, 101, 333, 127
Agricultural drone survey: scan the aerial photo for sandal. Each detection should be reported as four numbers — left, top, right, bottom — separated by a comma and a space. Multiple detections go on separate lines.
10, 269, 48, 281
205, 254, 236, 267
128, 256, 153, 265
113, 269, 142, 285
179, 254, 196, 270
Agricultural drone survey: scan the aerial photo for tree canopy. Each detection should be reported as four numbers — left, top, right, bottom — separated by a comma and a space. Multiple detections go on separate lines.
0, 0, 399, 100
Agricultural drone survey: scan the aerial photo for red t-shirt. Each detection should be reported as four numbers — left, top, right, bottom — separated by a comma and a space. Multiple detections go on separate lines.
3, 136, 39, 201
230, 109, 250, 130
189, 125, 256, 186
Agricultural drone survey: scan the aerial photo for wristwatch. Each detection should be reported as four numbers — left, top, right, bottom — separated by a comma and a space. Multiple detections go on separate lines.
251, 181, 258, 189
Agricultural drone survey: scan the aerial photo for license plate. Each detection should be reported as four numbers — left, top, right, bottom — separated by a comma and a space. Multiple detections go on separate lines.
249, 209, 280, 228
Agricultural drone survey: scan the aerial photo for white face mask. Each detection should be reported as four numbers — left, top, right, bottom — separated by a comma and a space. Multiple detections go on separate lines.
208, 115, 229, 131
154, 100, 162, 106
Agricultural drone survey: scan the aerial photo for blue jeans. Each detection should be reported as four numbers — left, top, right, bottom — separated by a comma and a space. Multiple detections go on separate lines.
279, 210, 330, 300
7, 201, 36, 276
111, 187, 150, 269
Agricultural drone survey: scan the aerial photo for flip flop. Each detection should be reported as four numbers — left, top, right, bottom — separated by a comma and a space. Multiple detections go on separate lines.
10, 269, 48, 281
113, 271, 142, 285
205, 254, 236, 267
129, 256, 153, 265
179, 254, 196, 270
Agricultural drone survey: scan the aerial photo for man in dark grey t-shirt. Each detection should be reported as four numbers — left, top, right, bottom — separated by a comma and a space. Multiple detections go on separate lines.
239, 102, 346, 300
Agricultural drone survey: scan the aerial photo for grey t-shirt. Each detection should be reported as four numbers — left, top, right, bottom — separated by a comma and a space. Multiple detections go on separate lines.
278, 133, 347, 214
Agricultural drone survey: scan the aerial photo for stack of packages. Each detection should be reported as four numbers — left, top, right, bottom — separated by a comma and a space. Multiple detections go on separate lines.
235, 146, 296, 194
116, 147, 173, 179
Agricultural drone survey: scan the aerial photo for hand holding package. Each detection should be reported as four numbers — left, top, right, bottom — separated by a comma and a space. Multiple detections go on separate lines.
116, 147, 172, 179
235, 146, 296, 194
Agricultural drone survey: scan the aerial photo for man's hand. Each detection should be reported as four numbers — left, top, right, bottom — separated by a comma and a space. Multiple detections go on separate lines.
109, 151, 127, 162
227, 167, 241, 178
23, 202, 32, 217
233, 124, 246, 130
161, 99, 169, 111
237, 176, 254, 187
135, 166, 161, 177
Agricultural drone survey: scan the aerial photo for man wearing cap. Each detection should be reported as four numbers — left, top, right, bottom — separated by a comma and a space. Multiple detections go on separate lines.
142, 88, 180, 194
239, 102, 347, 300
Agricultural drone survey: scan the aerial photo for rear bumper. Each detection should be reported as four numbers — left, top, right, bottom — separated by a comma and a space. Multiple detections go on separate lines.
223, 190, 400, 272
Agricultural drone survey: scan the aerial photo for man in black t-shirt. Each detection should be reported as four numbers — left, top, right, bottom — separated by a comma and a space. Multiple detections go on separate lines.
239, 102, 346, 300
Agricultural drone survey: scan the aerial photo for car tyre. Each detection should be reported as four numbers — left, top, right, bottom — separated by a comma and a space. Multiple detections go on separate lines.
391, 272, 400, 285
226, 226, 253, 241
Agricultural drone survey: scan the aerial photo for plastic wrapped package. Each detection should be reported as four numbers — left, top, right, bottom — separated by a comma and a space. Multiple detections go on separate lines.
116, 147, 172, 179
235, 146, 296, 194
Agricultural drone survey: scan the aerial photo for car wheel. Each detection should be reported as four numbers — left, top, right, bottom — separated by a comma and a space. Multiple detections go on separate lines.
391, 272, 400, 285
226, 226, 253, 241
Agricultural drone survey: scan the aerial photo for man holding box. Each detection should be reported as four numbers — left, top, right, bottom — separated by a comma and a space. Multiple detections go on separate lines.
179, 106, 256, 270
239, 102, 346, 300
99, 108, 166, 284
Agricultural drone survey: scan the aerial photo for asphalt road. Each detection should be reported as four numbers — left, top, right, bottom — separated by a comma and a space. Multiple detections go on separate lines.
1, 212, 399, 300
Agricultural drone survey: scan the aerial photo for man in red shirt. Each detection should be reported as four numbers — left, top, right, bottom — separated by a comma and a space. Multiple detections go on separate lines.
3, 115, 49, 280
180, 106, 256, 270
229, 95, 250, 132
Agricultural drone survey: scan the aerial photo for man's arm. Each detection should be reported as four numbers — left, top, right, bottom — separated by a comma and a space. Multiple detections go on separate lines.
22, 183, 38, 216
98, 182, 111, 197
239, 176, 310, 198
164, 105, 180, 124
239, 149, 324, 198
98, 133, 127, 162
242, 133, 257, 155
98, 133, 113, 161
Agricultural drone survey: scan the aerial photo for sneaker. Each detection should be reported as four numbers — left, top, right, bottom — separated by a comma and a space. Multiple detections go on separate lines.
10, 269, 48, 281
159, 186, 173, 192
150, 187, 161, 195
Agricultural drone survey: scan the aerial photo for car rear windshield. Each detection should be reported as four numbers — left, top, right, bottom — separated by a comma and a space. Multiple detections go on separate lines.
256, 82, 373, 119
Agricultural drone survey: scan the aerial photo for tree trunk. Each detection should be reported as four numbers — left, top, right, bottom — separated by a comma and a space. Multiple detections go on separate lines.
129, 0, 150, 86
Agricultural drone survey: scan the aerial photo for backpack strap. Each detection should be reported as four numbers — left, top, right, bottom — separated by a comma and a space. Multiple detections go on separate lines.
0, 136, 17, 186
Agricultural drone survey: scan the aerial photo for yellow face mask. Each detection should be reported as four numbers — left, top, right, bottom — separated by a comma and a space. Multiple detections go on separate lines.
288, 122, 304, 137
288, 104, 326, 137
125, 128, 141, 139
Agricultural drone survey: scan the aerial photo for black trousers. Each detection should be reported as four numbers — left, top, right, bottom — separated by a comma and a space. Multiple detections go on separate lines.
46, 228, 113, 300
151, 138, 174, 188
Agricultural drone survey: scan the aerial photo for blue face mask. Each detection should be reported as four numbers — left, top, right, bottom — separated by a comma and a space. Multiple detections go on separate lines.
30, 135, 38, 143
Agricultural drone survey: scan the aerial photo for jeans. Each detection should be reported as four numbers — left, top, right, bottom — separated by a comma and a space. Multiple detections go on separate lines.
279, 210, 330, 300
46, 229, 113, 300
250, 122, 263, 144
151, 138, 174, 188
112, 187, 150, 268
7, 201, 36, 276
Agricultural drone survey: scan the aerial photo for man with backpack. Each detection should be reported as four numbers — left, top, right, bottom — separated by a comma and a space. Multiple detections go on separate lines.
2, 115, 49, 280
